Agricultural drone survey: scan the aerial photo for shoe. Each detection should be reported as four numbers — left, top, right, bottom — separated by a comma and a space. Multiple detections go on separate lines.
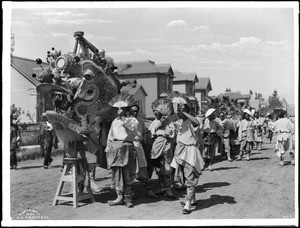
182, 201, 192, 214
180, 200, 198, 207
165, 189, 176, 200
11, 165, 17, 170
90, 182, 102, 194
44, 165, 48, 169
147, 190, 159, 199
208, 165, 213, 171
246, 155, 250, 161
227, 157, 233, 162
124, 198, 134, 208
108, 198, 124, 206
236, 156, 242, 161
280, 161, 285, 166
291, 161, 295, 166
48, 158, 53, 166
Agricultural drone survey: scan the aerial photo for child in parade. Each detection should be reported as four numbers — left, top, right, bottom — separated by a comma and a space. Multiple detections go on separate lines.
253, 111, 264, 150
130, 104, 159, 199
270, 109, 295, 166
148, 99, 176, 199
219, 112, 236, 162
171, 101, 205, 214
202, 108, 223, 170
266, 113, 274, 143
105, 94, 139, 208
237, 109, 255, 161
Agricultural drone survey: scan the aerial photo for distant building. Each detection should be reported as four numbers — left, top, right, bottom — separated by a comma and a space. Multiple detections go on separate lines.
222, 91, 251, 108
172, 70, 199, 113
194, 77, 212, 113
116, 60, 174, 118
10, 56, 47, 123
120, 80, 148, 116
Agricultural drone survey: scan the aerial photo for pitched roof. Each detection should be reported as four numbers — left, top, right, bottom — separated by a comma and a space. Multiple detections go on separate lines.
223, 92, 246, 100
120, 82, 148, 96
195, 77, 212, 91
115, 60, 173, 76
173, 70, 198, 83
11, 56, 48, 86
155, 63, 173, 74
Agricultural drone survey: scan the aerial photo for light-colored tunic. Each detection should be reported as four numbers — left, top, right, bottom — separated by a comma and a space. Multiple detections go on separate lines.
171, 119, 205, 177
105, 116, 139, 169
149, 118, 176, 163
238, 119, 254, 142
270, 118, 294, 156
253, 118, 263, 142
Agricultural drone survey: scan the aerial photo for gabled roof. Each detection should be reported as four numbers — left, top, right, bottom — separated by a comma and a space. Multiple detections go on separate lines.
223, 92, 246, 100
243, 94, 251, 99
195, 77, 212, 91
115, 60, 173, 76
11, 56, 48, 86
155, 63, 173, 75
120, 82, 148, 96
173, 70, 198, 83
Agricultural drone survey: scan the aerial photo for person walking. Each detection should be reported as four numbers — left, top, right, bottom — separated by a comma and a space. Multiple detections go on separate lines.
129, 104, 159, 199
10, 109, 21, 170
171, 102, 205, 214
219, 112, 236, 161
236, 109, 255, 161
148, 99, 176, 199
202, 108, 223, 171
253, 111, 263, 150
105, 94, 139, 208
39, 113, 58, 169
270, 109, 295, 166
266, 113, 274, 143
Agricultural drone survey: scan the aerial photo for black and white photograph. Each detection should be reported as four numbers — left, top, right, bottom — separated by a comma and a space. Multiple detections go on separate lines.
2, 1, 298, 227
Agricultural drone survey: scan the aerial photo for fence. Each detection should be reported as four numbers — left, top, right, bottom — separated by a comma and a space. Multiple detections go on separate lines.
19, 123, 40, 146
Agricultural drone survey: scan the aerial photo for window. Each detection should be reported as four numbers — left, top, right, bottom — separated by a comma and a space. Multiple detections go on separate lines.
159, 75, 167, 93
137, 100, 143, 113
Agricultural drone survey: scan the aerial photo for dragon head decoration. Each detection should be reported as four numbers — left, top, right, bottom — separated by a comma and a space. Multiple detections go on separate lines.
34, 31, 121, 158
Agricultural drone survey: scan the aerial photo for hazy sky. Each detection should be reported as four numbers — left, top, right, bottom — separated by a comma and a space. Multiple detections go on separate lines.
6, 2, 298, 105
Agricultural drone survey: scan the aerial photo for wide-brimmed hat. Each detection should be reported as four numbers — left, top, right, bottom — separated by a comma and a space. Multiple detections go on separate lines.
205, 108, 216, 118
243, 109, 252, 116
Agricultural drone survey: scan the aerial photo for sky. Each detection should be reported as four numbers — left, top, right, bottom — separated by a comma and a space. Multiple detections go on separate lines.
5, 1, 299, 105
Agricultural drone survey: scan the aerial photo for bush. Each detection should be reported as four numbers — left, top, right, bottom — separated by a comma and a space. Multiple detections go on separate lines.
20, 130, 40, 146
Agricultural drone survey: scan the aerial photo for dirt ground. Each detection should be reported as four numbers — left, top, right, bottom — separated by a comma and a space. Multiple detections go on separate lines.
9, 136, 297, 226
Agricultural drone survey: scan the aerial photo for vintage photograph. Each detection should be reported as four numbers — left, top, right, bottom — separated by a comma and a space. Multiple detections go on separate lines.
2, 1, 298, 226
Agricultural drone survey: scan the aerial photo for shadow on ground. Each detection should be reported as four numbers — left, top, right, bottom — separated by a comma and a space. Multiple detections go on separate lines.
193, 194, 237, 211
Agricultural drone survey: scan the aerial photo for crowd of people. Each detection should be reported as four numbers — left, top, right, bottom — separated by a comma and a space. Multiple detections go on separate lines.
10, 93, 295, 214
91, 94, 296, 214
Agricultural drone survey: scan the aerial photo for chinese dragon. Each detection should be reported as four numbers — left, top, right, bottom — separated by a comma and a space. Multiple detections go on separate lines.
33, 31, 125, 193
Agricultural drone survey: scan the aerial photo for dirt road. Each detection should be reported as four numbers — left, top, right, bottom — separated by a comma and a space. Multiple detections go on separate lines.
9, 138, 296, 225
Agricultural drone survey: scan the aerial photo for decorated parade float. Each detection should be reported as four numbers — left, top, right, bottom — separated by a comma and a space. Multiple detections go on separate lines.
32, 31, 125, 206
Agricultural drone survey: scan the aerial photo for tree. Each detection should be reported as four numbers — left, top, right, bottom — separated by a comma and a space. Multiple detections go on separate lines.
268, 90, 283, 110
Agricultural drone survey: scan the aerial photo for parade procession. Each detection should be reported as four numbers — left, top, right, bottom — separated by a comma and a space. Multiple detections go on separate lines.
5, 3, 298, 225
8, 30, 295, 216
